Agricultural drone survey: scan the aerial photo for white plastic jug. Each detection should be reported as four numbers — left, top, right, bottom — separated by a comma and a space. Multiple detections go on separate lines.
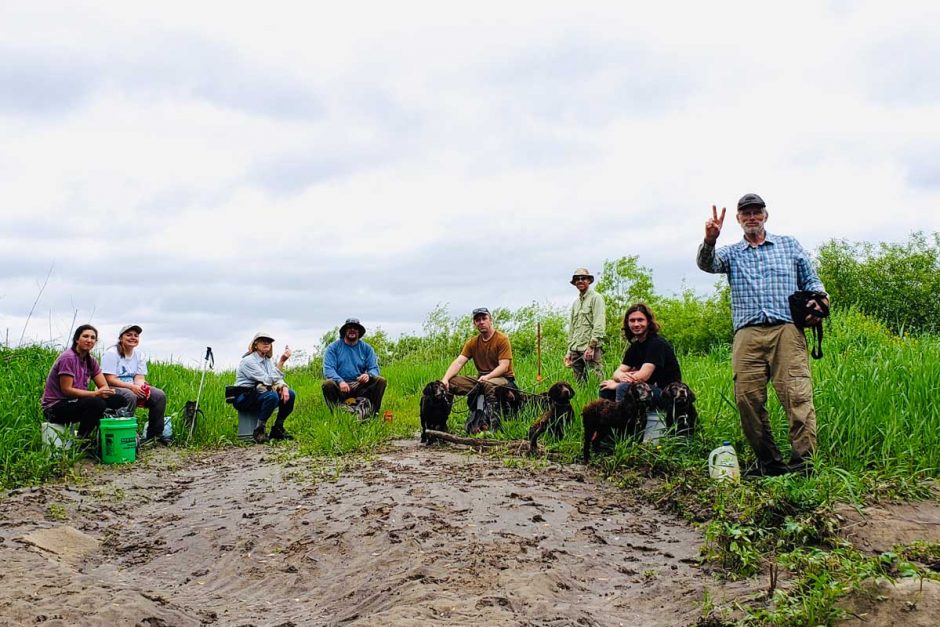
708, 441, 740, 481
643, 410, 666, 443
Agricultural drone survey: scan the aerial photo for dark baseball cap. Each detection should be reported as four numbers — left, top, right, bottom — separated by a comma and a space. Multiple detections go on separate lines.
471, 307, 491, 319
737, 193, 766, 210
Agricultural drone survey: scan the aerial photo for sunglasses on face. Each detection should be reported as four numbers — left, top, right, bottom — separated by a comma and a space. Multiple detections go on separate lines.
573, 276, 590, 282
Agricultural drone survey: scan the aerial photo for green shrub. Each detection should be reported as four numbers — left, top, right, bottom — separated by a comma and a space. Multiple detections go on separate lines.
817, 231, 940, 335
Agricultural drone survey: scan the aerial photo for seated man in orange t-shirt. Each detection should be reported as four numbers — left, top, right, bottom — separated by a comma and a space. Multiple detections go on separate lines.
441, 307, 516, 433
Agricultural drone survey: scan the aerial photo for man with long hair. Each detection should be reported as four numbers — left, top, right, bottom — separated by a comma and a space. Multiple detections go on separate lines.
599, 303, 681, 404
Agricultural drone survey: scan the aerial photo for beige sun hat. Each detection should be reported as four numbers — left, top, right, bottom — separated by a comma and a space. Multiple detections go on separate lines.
570, 268, 595, 284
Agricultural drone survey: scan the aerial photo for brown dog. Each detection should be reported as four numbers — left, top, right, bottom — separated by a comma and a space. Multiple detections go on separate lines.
527, 381, 575, 455
581, 382, 652, 463
419, 380, 454, 444
661, 381, 697, 437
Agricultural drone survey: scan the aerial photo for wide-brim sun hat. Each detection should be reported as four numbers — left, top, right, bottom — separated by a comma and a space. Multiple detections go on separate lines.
570, 268, 594, 284
339, 318, 366, 337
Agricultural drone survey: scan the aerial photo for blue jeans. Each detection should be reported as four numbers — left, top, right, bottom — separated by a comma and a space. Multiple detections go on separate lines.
599, 383, 663, 409
234, 389, 295, 428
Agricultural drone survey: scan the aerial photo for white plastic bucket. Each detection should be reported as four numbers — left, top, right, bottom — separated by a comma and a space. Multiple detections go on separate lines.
643, 410, 666, 443
41, 422, 76, 450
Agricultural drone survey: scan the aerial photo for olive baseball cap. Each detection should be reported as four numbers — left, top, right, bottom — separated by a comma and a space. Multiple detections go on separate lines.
737, 193, 766, 210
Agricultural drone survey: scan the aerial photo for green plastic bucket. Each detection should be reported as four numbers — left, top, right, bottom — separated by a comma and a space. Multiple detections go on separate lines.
100, 417, 138, 464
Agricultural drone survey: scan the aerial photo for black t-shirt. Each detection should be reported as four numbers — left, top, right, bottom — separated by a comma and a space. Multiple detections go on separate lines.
621, 334, 682, 389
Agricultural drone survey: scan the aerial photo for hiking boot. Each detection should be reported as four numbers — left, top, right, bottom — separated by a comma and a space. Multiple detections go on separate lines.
269, 426, 294, 441
466, 409, 485, 434
742, 461, 789, 478
787, 456, 814, 476
252, 426, 269, 444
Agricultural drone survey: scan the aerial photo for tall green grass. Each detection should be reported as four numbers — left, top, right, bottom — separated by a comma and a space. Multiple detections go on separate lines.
2, 308, 939, 489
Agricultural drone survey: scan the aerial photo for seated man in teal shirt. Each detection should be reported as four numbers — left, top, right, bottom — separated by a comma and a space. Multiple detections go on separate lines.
321, 318, 387, 417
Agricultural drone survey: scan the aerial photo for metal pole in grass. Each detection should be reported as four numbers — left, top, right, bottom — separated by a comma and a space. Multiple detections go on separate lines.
536, 321, 543, 383
192, 346, 214, 439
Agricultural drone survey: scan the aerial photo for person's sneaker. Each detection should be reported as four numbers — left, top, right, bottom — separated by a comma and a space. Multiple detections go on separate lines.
141, 435, 172, 447
252, 426, 269, 444
269, 427, 294, 441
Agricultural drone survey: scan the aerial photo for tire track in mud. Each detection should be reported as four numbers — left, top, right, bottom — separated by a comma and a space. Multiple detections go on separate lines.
0, 440, 758, 626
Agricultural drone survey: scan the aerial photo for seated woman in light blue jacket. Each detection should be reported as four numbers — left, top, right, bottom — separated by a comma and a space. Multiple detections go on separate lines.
233, 331, 295, 444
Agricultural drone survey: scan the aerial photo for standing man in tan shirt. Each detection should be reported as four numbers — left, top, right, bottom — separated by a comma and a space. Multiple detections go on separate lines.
441, 307, 515, 433
564, 267, 606, 383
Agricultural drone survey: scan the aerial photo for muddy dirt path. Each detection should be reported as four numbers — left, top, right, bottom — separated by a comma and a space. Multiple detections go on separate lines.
0, 441, 758, 626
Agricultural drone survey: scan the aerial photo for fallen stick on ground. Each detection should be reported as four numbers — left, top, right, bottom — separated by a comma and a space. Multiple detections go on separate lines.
424, 430, 526, 448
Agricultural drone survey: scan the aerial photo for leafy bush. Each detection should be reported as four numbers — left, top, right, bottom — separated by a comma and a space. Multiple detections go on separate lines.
817, 231, 940, 335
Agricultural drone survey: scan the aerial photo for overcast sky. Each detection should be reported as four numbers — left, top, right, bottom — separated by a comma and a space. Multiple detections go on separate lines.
2, 1, 939, 368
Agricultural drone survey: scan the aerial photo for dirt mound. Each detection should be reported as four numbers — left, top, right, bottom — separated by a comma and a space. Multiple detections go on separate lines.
835, 501, 940, 553
0, 441, 760, 626
838, 578, 940, 626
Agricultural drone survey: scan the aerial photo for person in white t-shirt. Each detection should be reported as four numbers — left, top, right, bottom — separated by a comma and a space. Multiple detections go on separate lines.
101, 324, 170, 445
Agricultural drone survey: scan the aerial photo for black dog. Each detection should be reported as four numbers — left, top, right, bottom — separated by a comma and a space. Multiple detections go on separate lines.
527, 381, 575, 455
420, 380, 454, 444
661, 382, 698, 437
581, 382, 652, 463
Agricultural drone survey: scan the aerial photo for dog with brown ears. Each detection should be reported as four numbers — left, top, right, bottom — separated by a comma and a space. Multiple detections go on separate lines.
581, 381, 653, 463
419, 380, 454, 444
661, 381, 697, 437
527, 381, 576, 455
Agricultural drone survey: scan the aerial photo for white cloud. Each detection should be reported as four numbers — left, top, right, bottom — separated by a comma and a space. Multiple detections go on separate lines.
2, 0, 940, 367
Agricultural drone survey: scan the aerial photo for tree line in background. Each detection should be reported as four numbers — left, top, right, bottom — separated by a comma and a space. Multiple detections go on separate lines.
307, 231, 940, 372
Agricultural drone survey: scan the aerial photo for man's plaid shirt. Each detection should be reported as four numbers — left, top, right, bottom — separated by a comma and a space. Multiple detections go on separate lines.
697, 232, 826, 332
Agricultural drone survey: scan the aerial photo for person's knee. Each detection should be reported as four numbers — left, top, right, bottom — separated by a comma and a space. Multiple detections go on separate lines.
148, 386, 167, 406
114, 387, 136, 407
258, 390, 279, 409
105, 394, 127, 411
321, 381, 342, 406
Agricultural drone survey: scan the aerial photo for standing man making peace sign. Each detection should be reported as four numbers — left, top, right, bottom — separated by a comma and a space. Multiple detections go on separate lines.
697, 193, 829, 476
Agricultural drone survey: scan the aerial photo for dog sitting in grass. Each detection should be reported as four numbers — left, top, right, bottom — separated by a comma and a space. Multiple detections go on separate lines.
527, 381, 575, 455
661, 381, 697, 437
419, 380, 454, 444
581, 381, 652, 463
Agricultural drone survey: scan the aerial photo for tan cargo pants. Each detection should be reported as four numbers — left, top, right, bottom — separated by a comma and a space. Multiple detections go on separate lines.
732, 323, 817, 465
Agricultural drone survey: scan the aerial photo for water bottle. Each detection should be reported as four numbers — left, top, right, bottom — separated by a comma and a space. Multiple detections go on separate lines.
708, 441, 740, 481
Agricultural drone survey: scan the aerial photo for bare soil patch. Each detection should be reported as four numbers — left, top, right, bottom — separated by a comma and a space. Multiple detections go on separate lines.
1, 441, 759, 626
835, 501, 940, 554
